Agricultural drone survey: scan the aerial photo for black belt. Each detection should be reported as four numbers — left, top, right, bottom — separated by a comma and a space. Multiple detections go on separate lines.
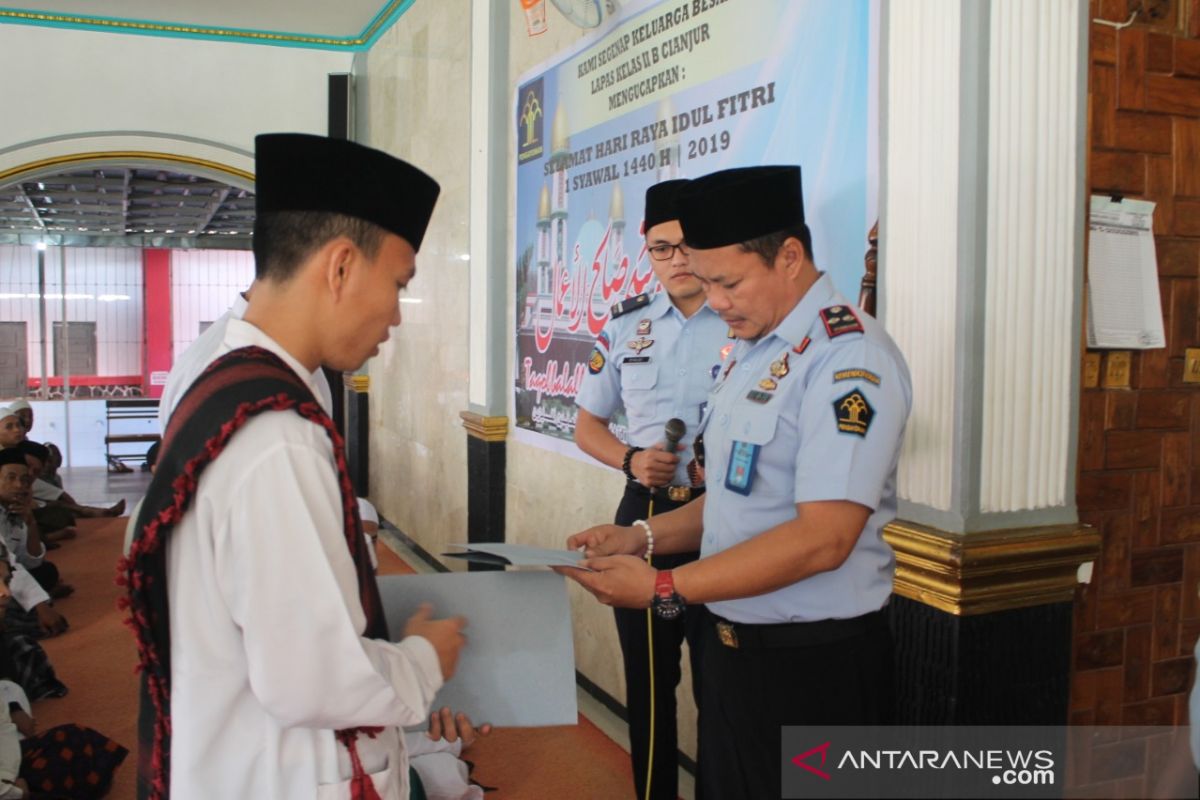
710, 609, 886, 650
624, 481, 705, 503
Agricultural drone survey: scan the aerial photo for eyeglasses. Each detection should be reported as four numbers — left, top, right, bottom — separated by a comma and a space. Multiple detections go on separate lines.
647, 241, 688, 262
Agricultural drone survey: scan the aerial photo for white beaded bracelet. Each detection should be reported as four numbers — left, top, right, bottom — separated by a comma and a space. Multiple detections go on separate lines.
632, 519, 653, 558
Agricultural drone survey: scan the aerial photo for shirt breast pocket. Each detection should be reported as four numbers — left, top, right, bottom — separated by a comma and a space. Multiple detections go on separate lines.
732, 406, 779, 445
721, 406, 781, 497
620, 363, 659, 392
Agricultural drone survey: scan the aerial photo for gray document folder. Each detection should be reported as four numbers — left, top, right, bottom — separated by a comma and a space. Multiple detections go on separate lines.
377, 571, 578, 727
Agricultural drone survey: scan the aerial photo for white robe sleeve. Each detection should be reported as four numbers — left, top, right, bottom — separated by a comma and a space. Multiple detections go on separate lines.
15, 524, 43, 570
216, 431, 443, 731
7, 559, 48, 612
0, 703, 21, 799
31, 479, 62, 503
0, 682, 29, 718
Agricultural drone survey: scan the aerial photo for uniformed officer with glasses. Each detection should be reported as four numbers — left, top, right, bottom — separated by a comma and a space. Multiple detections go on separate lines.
574, 178, 729, 800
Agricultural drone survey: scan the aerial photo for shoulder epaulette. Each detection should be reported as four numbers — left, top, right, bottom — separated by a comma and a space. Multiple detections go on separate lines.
819, 305, 864, 339
610, 292, 652, 319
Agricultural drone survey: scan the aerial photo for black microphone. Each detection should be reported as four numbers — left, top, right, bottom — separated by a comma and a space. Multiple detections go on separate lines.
663, 418, 687, 454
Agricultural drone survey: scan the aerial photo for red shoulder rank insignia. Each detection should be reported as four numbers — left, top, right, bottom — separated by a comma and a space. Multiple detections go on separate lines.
792, 337, 811, 355
820, 306, 864, 338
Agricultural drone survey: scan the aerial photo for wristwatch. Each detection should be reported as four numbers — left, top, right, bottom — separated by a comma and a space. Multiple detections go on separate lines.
651, 570, 687, 620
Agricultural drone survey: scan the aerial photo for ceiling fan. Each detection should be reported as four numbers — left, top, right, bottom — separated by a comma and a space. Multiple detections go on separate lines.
549, 0, 617, 29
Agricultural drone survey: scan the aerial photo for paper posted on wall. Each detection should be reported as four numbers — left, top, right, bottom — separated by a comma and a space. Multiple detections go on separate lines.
1086, 196, 1166, 349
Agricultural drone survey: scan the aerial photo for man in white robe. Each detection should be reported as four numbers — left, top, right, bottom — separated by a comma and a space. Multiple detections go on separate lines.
127, 133, 465, 800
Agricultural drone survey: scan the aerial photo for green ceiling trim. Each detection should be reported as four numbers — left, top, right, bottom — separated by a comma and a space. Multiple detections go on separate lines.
0, 0, 416, 51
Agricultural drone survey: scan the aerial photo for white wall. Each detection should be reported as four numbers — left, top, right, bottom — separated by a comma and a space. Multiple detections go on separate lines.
170, 250, 255, 359
0, 25, 352, 179
361, 0, 473, 564
0, 244, 143, 378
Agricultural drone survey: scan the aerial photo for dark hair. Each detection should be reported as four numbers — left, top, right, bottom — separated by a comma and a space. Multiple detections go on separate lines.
739, 224, 813, 267
15, 440, 49, 463
145, 441, 160, 470
252, 211, 387, 282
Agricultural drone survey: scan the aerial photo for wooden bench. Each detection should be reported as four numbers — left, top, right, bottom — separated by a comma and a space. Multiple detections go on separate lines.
104, 398, 161, 466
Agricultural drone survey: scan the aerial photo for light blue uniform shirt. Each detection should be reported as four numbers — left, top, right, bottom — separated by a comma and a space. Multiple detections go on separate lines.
1191, 637, 1200, 767
577, 291, 731, 486
699, 273, 912, 624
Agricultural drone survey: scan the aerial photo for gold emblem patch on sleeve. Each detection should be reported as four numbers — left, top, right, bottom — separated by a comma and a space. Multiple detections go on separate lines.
833, 389, 874, 437
588, 348, 606, 374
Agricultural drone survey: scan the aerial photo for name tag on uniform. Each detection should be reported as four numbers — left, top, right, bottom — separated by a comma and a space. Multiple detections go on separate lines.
724, 440, 760, 495
622, 356, 651, 364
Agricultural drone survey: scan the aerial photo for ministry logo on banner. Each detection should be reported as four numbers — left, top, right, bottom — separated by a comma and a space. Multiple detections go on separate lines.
517, 77, 545, 164
781, 726, 1198, 799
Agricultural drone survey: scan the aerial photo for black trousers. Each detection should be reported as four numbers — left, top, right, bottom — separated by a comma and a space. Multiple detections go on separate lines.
613, 483, 704, 800
27, 562, 59, 594
32, 505, 74, 534
697, 608, 894, 800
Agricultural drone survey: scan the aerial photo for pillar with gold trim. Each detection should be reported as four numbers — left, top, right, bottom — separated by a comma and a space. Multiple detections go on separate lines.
461, 0, 510, 570
344, 372, 370, 497
460, 413, 508, 572
880, 0, 1098, 724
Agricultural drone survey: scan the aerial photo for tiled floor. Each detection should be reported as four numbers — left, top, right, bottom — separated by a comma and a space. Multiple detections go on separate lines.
58, 465, 152, 509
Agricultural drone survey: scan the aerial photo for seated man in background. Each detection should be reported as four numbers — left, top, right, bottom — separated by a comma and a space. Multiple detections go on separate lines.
6, 402, 31, 442
0, 450, 71, 599
40, 444, 63, 491
0, 674, 129, 799
0, 452, 68, 640
0, 410, 21, 452
18, 440, 124, 535
408, 707, 493, 800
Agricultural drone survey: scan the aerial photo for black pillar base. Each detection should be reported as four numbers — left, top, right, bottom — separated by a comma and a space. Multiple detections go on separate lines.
888, 595, 1073, 724
345, 385, 369, 497
466, 433, 505, 572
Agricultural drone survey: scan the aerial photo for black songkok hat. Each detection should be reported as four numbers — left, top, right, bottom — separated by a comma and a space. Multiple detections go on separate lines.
643, 179, 691, 232
16, 440, 48, 462
254, 133, 441, 251
678, 165, 804, 249
0, 448, 26, 468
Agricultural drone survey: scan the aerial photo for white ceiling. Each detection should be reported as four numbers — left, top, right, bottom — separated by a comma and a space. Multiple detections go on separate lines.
3, 0, 402, 42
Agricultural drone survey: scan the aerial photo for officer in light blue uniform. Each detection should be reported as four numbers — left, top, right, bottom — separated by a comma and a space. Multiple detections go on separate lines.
564, 166, 913, 800
574, 179, 729, 800
698, 280, 910, 625
576, 289, 731, 487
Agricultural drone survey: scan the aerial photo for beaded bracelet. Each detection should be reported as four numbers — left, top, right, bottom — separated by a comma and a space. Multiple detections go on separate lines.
622, 446, 644, 483
632, 518, 653, 558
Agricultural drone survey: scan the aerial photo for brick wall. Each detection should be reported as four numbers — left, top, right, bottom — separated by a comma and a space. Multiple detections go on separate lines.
1073, 0, 1200, 728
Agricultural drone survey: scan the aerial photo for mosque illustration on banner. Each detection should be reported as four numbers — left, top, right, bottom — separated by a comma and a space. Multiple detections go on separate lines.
515, 98, 681, 438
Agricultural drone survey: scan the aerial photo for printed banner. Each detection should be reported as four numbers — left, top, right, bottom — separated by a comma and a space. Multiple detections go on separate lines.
514, 0, 875, 447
